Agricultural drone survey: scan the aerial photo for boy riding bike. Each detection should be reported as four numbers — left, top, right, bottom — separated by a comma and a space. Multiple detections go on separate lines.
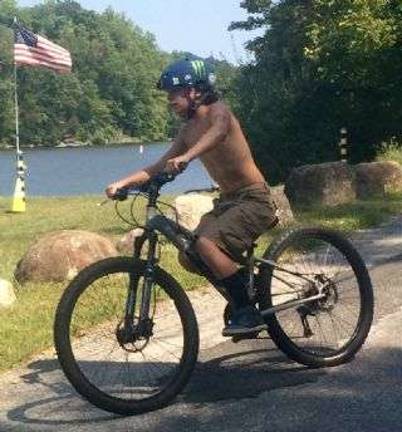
106, 57, 278, 336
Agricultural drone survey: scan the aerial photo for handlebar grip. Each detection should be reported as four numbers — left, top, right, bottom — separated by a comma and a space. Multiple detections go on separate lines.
113, 188, 129, 201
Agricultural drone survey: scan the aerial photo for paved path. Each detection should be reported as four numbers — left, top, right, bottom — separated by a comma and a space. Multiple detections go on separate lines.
1, 216, 402, 432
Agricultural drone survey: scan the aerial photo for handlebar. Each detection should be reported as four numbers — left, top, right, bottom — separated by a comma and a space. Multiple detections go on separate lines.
112, 171, 178, 201
109, 163, 219, 203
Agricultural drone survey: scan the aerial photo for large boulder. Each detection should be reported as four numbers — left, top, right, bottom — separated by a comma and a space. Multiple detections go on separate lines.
15, 230, 118, 284
0, 279, 16, 308
174, 194, 214, 231
270, 185, 294, 226
355, 161, 402, 198
285, 161, 356, 208
116, 228, 145, 255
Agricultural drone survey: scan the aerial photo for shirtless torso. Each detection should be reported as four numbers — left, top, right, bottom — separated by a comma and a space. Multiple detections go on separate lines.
180, 102, 265, 193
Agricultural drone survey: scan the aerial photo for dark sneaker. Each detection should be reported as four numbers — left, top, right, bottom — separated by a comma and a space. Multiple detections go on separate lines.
222, 305, 267, 337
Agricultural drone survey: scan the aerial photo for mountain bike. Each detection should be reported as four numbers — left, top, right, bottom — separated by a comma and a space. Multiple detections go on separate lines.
54, 171, 374, 415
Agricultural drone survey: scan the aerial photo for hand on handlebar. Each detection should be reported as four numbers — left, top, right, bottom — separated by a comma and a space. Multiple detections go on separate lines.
165, 155, 189, 174
105, 181, 130, 200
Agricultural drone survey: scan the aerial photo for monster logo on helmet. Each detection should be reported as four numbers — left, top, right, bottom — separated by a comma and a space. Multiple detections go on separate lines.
191, 60, 206, 79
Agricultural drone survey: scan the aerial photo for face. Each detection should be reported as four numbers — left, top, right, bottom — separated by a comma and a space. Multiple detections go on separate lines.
167, 87, 196, 118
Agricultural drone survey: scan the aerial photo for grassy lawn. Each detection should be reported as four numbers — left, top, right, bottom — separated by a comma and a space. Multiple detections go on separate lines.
1, 191, 402, 372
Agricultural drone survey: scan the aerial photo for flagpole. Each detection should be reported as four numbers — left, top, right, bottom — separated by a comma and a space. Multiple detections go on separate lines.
14, 61, 20, 155
11, 16, 26, 213
13, 16, 20, 155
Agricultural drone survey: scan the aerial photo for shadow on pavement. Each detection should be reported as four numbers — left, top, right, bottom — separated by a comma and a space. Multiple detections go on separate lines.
185, 339, 322, 403
5, 346, 402, 432
6, 339, 323, 428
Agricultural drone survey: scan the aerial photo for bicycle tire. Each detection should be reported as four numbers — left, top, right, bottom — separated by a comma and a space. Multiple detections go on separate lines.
54, 257, 199, 415
258, 227, 374, 367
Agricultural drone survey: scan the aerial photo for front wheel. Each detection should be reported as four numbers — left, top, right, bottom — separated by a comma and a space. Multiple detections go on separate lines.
258, 227, 374, 367
54, 257, 199, 415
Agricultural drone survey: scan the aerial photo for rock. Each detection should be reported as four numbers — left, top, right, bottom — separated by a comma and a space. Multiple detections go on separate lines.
0, 279, 16, 308
285, 161, 356, 208
270, 185, 294, 226
15, 230, 118, 284
355, 161, 402, 199
174, 194, 214, 231
116, 228, 145, 255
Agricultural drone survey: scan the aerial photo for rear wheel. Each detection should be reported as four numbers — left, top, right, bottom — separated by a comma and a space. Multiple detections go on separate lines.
54, 257, 199, 415
258, 228, 374, 367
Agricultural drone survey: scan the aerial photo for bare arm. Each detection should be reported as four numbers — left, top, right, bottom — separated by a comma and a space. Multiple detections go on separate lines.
164, 104, 231, 173
105, 132, 186, 197
185, 104, 231, 161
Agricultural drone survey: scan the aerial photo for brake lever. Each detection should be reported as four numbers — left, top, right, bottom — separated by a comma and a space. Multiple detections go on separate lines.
97, 199, 110, 207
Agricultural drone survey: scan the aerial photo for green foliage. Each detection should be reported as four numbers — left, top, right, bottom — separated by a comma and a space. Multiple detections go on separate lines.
0, 1, 239, 148
375, 137, 402, 165
0, 2, 15, 146
232, 0, 402, 183
207, 56, 241, 112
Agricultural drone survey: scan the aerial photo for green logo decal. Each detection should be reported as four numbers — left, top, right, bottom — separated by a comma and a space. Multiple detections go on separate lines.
191, 60, 205, 78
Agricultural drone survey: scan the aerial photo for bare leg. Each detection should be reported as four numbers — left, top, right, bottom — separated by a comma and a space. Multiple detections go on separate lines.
194, 236, 265, 335
194, 236, 237, 279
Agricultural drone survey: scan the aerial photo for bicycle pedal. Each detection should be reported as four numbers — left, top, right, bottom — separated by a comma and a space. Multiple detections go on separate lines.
231, 331, 260, 343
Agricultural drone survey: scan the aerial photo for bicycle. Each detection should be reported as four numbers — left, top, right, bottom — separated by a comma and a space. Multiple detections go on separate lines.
54, 171, 374, 415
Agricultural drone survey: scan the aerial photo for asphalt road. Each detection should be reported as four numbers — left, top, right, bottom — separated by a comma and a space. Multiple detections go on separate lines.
1, 218, 402, 432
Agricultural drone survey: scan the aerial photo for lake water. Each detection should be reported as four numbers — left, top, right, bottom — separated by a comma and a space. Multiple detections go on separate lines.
0, 143, 214, 196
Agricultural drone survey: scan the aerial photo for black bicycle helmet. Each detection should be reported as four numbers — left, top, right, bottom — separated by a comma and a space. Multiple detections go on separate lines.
157, 56, 216, 92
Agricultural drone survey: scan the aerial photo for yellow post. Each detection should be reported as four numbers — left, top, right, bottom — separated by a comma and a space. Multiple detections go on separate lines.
11, 151, 26, 213
11, 176, 26, 213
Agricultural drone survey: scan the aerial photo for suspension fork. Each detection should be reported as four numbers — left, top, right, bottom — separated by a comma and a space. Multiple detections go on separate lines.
138, 231, 158, 325
123, 231, 157, 332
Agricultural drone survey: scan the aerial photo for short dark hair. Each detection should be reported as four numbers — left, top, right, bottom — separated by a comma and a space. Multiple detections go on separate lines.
195, 85, 220, 105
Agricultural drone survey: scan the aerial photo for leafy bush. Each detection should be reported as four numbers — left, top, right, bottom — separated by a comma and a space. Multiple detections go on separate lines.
376, 137, 402, 165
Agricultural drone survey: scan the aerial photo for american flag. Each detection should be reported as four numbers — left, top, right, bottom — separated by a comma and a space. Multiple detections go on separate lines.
14, 23, 72, 73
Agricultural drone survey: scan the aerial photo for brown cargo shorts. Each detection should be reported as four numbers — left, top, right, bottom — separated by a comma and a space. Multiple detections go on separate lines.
194, 182, 278, 262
